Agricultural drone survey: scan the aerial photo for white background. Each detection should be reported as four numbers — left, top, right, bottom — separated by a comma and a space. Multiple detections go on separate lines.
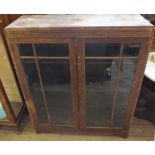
0, 0, 155, 154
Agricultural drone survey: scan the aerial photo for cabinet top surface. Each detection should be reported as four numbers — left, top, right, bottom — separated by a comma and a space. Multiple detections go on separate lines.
6, 14, 153, 29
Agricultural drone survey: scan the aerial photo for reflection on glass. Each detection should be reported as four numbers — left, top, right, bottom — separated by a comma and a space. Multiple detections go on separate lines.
19, 44, 33, 56
9, 101, 22, 117
21, 60, 49, 123
0, 102, 6, 120
35, 44, 69, 57
123, 44, 140, 57
85, 43, 120, 57
39, 60, 74, 126
0, 40, 24, 117
85, 60, 116, 127
113, 59, 137, 127
0, 75, 23, 118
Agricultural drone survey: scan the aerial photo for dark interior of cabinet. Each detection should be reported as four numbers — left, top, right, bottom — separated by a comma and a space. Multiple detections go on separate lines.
85, 43, 139, 127
18, 43, 140, 128
20, 44, 74, 126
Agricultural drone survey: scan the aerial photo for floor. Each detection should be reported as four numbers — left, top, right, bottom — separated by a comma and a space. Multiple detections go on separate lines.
0, 113, 155, 141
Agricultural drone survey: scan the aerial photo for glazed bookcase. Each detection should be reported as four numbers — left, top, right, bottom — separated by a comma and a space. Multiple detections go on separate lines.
5, 15, 154, 137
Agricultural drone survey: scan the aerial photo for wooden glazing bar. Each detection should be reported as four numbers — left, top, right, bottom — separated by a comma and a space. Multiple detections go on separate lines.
110, 44, 124, 126
20, 56, 69, 59
20, 56, 138, 60
85, 57, 138, 60
32, 44, 52, 124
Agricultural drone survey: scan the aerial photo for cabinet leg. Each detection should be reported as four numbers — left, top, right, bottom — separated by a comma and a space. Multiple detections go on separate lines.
35, 127, 41, 134
16, 125, 23, 132
120, 130, 129, 138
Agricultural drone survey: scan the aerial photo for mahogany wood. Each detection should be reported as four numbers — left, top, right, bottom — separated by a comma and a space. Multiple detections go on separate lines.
5, 15, 154, 137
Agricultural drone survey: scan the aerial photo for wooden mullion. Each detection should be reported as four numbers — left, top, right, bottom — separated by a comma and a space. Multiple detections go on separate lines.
69, 38, 80, 129
77, 38, 86, 129
32, 44, 52, 125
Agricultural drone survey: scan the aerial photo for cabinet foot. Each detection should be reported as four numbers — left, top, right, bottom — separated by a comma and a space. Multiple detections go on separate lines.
120, 131, 129, 138
16, 125, 23, 132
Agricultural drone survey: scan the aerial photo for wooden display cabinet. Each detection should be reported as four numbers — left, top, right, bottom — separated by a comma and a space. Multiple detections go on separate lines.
0, 22, 25, 130
5, 15, 154, 137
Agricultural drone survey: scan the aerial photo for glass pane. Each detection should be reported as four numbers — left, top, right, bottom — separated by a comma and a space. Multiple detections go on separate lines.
39, 60, 74, 126
10, 101, 22, 117
21, 59, 49, 123
35, 44, 69, 57
1, 81, 23, 118
113, 59, 137, 127
123, 44, 140, 57
0, 82, 22, 118
19, 44, 33, 56
85, 60, 117, 127
85, 43, 120, 57
0, 102, 7, 120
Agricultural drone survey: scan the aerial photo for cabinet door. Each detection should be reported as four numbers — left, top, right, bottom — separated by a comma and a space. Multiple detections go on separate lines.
17, 39, 79, 129
77, 38, 140, 130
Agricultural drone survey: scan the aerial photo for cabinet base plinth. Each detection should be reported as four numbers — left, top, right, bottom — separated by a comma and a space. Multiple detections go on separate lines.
35, 125, 128, 138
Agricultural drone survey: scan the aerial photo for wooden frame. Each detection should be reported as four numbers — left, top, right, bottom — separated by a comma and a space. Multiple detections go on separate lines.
0, 21, 25, 130
6, 38, 80, 131
5, 15, 154, 137
0, 79, 15, 124
0, 78, 25, 130
77, 37, 153, 137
